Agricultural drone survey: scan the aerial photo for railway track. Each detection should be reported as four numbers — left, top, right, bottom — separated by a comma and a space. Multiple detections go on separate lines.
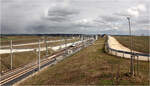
0, 38, 94, 86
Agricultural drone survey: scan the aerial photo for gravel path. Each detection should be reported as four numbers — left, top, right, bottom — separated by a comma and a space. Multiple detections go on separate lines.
108, 36, 149, 61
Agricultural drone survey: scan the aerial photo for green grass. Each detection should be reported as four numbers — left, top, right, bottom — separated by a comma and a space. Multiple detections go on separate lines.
114, 36, 149, 54
19, 38, 149, 85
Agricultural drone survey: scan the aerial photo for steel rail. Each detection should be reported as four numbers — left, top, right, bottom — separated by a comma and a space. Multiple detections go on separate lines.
0, 39, 93, 86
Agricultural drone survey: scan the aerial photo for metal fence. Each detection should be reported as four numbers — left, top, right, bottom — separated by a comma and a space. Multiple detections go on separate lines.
0, 37, 80, 73
104, 36, 150, 61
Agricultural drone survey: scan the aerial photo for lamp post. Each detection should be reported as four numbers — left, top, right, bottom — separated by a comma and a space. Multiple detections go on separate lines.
127, 17, 134, 75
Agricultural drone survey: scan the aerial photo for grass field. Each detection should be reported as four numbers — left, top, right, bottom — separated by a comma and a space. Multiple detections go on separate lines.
1, 38, 79, 49
0, 38, 79, 73
0, 36, 72, 46
114, 36, 149, 54
19, 37, 149, 85
0, 36, 64, 41
1, 36, 41, 41
0, 49, 54, 73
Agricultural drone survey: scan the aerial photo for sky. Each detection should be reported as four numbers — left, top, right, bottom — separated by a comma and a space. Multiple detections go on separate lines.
1, 0, 150, 35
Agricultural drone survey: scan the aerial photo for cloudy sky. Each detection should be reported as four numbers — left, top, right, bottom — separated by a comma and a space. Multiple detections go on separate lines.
1, 0, 150, 35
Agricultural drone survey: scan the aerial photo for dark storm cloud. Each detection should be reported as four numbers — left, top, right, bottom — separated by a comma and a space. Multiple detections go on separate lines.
26, 5, 81, 33
27, 22, 84, 34
1, 0, 149, 35
46, 7, 79, 22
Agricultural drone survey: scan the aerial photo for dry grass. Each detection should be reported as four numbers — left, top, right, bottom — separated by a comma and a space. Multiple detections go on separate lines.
1, 36, 70, 46
19, 38, 149, 85
114, 36, 149, 54
1, 36, 40, 41
1, 38, 79, 49
0, 49, 54, 73
0, 37, 79, 73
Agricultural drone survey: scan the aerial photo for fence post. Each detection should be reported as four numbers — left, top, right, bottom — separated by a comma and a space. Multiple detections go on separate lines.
110, 49, 111, 54
133, 55, 136, 76
45, 37, 48, 56
108, 49, 110, 54
148, 56, 149, 62
130, 55, 134, 76
131, 55, 135, 76
59, 44, 61, 50
137, 56, 139, 76
111, 50, 113, 55
64, 37, 67, 49
116, 64, 120, 84
10, 40, 13, 70
38, 40, 41, 71
111, 64, 114, 85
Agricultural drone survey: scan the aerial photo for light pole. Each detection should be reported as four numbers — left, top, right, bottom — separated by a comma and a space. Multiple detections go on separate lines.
127, 17, 134, 75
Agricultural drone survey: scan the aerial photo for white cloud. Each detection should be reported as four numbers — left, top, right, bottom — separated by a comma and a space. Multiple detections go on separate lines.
137, 4, 146, 11
127, 8, 139, 17
1, 0, 149, 35
127, 4, 147, 17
